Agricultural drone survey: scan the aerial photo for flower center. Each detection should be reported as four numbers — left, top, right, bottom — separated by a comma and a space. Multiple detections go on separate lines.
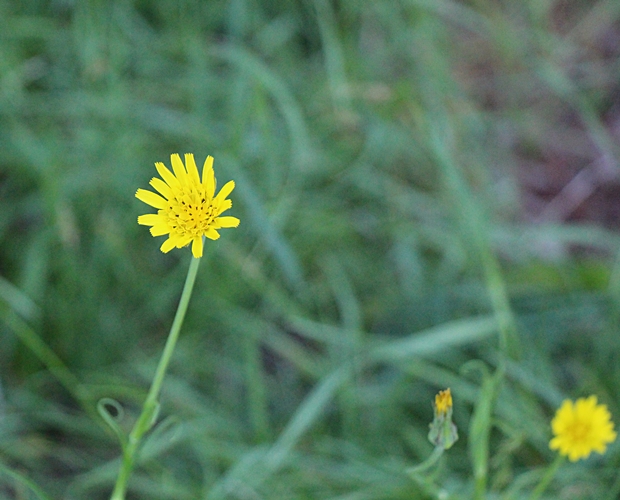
567, 420, 592, 443
166, 186, 216, 236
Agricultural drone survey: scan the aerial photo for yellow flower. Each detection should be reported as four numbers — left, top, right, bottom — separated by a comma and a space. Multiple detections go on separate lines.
435, 388, 452, 417
549, 395, 617, 462
136, 153, 239, 258
428, 388, 458, 449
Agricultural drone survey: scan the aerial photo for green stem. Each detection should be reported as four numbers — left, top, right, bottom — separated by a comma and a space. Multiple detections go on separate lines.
407, 446, 444, 476
529, 454, 564, 500
474, 472, 486, 500
110, 255, 202, 500
407, 446, 446, 498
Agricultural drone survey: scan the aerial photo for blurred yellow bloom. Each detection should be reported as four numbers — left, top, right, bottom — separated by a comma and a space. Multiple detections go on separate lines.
428, 388, 458, 449
435, 388, 452, 417
550, 395, 616, 462
136, 154, 239, 258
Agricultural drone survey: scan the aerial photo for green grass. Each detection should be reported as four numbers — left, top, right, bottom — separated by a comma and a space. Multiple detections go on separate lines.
1, 0, 620, 498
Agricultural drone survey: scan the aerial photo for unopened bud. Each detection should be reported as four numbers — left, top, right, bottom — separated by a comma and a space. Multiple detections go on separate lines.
428, 388, 458, 450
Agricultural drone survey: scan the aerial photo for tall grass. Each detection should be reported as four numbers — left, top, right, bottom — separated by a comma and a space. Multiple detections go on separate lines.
1, 0, 620, 498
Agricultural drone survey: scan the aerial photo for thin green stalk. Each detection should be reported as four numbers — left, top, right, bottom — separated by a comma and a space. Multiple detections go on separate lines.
407, 446, 444, 476
529, 454, 564, 500
407, 446, 447, 499
110, 255, 202, 500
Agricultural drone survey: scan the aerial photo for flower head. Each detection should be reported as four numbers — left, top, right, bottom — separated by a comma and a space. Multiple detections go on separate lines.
136, 154, 239, 258
428, 388, 458, 450
550, 395, 616, 462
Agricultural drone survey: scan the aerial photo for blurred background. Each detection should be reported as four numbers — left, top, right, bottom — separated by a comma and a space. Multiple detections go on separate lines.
2, 0, 620, 498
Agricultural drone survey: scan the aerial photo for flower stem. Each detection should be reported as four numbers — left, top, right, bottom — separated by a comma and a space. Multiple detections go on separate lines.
110, 255, 202, 500
529, 454, 565, 500
406, 446, 446, 497
407, 446, 444, 476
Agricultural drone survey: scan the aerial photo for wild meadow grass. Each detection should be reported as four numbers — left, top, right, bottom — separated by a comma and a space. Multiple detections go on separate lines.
1, 1, 620, 498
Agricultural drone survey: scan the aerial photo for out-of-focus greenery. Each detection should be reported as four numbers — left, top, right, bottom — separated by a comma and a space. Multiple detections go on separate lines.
1, 0, 620, 498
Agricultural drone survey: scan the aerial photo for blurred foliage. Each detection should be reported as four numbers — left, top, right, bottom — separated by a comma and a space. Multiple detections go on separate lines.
1, 0, 620, 498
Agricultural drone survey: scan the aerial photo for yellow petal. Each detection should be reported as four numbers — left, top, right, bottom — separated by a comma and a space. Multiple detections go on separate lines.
155, 162, 181, 190
205, 227, 220, 240
150, 224, 170, 236
185, 153, 201, 187
150, 177, 172, 199
215, 216, 240, 228
213, 180, 235, 206
191, 237, 204, 258
216, 199, 232, 214
137, 213, 162, 226
202, 156, 215, 199
160, 237, 176, 253
171, 154, 188, 186
136, 189, 167, 209
171, 233, 192, 249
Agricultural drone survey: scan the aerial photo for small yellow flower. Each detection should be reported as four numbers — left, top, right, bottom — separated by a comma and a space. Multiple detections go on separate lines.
136, 154, 239, 258
435, 389, 452, 417
549, 395, 617, 462
428, 388, 458, 449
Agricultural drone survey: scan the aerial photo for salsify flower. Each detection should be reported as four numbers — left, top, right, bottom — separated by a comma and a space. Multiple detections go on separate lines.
136, 153, 239, 258
550, 395, 617, 462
